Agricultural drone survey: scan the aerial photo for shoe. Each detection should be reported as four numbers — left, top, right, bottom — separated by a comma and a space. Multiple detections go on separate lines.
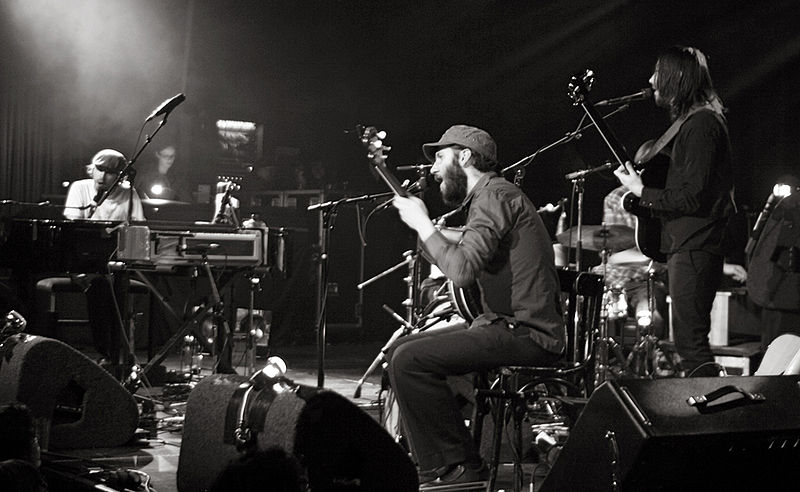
419, 461, 488, 490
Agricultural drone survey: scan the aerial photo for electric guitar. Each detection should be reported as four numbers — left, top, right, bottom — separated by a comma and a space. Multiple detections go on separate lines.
358, 126, 483, 322
567, 70, 667, 263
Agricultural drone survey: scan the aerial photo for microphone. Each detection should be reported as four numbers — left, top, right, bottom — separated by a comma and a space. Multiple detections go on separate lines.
745, 192, 778, 255
145, 93, 186, 122
595, 88, 653, 106
396, 163, 433, 171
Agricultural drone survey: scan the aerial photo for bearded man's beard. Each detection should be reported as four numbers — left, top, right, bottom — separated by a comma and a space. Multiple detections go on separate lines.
440, 162, 468, 206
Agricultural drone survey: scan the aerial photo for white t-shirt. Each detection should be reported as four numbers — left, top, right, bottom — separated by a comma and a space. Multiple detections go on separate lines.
63, 179, 145, 221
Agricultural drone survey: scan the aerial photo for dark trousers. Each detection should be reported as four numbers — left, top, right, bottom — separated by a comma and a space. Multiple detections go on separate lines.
667, 250, 723, 375
386, 320, 560, 471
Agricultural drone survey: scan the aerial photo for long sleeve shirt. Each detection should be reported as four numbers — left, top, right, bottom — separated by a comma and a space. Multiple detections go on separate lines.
638, 109, 735, 255
421, 173, 564, 354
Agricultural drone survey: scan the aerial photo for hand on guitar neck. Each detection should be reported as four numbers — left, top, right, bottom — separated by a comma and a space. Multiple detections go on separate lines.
613, 162, 644, 197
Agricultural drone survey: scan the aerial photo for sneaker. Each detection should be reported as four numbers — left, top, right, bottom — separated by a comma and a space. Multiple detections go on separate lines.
419, 461, 488, 490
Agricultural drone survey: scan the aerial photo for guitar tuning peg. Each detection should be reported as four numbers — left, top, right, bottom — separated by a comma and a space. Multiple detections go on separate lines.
383, 145, 392, 152
376, 130, 387, 139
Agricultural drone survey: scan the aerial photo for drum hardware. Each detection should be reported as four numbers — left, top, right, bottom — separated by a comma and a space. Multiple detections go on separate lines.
556, 224, 635, 253
624, 262, 676, 378
353, 251, 420, 399
593, 240, 629, 387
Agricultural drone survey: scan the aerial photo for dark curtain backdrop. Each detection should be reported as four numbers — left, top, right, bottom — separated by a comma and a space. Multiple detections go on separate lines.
2, 0, 799, 209
1, 79, 56, 203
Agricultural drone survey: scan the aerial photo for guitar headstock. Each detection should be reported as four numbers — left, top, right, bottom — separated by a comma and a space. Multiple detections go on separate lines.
357, 125, 407, 196
567, 69, 595, 104
359, 125, 390, 168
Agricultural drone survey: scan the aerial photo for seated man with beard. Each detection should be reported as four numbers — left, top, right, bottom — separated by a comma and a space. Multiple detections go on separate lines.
389, 125, 564, 488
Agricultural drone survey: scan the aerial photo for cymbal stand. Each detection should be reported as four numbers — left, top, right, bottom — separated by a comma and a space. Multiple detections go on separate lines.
626, 261, 661, 378
571, 178, 585, 271
243, 268, 268, 376
593, 246, 628, 387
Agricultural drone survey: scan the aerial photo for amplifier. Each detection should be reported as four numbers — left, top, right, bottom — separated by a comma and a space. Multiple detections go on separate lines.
117, 225, 264, 268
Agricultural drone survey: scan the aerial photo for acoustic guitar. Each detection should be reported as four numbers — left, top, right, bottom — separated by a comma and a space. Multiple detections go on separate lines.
620, 145, 669, 263
358, 126, 482, 322
567, 70, 667, 263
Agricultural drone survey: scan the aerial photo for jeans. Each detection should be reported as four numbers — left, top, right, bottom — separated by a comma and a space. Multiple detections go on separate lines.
667, 250, 723, 375
386, 319, 560, 471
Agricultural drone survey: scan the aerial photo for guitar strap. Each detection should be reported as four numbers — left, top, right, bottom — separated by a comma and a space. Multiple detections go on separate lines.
635, 105, 708, 164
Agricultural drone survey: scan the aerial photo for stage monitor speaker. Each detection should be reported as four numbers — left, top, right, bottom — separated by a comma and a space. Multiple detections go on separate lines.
539, 376, 800, 492
0, 334, 138, 449
177, 374, 417, 492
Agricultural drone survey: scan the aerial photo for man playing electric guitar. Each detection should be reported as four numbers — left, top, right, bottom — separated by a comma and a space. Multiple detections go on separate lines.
615, 46, 736, 377
388, 125, 564, 488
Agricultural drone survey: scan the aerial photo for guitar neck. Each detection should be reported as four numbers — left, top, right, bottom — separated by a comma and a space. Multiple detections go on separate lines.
375, 165, 408, 197
577, 99, 632, 167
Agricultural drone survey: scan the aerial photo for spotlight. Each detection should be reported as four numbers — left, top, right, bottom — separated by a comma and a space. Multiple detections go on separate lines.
636, 309, 652, 327
249, 356, 288, 390
773, 182, 794, 198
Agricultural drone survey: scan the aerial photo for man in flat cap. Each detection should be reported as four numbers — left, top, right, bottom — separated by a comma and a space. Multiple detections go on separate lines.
64, 148, 144, 221
390, 125, 564, 487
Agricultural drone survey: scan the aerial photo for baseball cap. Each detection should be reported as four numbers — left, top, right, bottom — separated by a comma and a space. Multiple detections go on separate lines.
422, 125, 497, 163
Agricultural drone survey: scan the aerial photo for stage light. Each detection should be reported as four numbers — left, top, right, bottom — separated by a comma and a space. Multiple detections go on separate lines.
249, 356, 288, 391
198, 316, 217, 347
773, 182, 794, 198
636, 309, 652, 327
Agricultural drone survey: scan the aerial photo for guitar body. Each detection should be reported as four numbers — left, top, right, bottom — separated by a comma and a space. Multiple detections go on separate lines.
448, 280, 482, 323
622, 152, 670, 263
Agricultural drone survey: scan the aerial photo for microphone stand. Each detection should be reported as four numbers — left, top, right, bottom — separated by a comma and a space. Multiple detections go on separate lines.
558, 105, 631, 272
502, 104, 631, 183
95, 114, 170, 385
307, 190, 398, 388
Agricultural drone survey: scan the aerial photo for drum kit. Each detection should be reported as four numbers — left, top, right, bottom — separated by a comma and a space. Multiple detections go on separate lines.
557, 223, 668, 380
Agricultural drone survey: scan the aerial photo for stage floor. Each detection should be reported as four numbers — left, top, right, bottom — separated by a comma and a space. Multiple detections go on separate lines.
41, 340, 528, 492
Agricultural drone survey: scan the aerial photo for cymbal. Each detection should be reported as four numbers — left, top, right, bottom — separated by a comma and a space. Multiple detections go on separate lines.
142, 198, 190, 206
556, 224, 635, 252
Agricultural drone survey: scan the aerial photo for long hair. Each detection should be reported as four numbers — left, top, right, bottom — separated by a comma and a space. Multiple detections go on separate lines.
654, 46, 724, 120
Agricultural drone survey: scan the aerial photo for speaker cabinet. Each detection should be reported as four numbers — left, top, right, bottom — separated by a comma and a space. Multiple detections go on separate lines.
540, 376, 800, 491
178, 374, 417, 492
0, 334, 138, 449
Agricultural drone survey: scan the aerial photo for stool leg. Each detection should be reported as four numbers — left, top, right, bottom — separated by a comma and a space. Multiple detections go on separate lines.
471, 373, 489, 451
512, 398, 524, 492
487, 375, 507, 492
